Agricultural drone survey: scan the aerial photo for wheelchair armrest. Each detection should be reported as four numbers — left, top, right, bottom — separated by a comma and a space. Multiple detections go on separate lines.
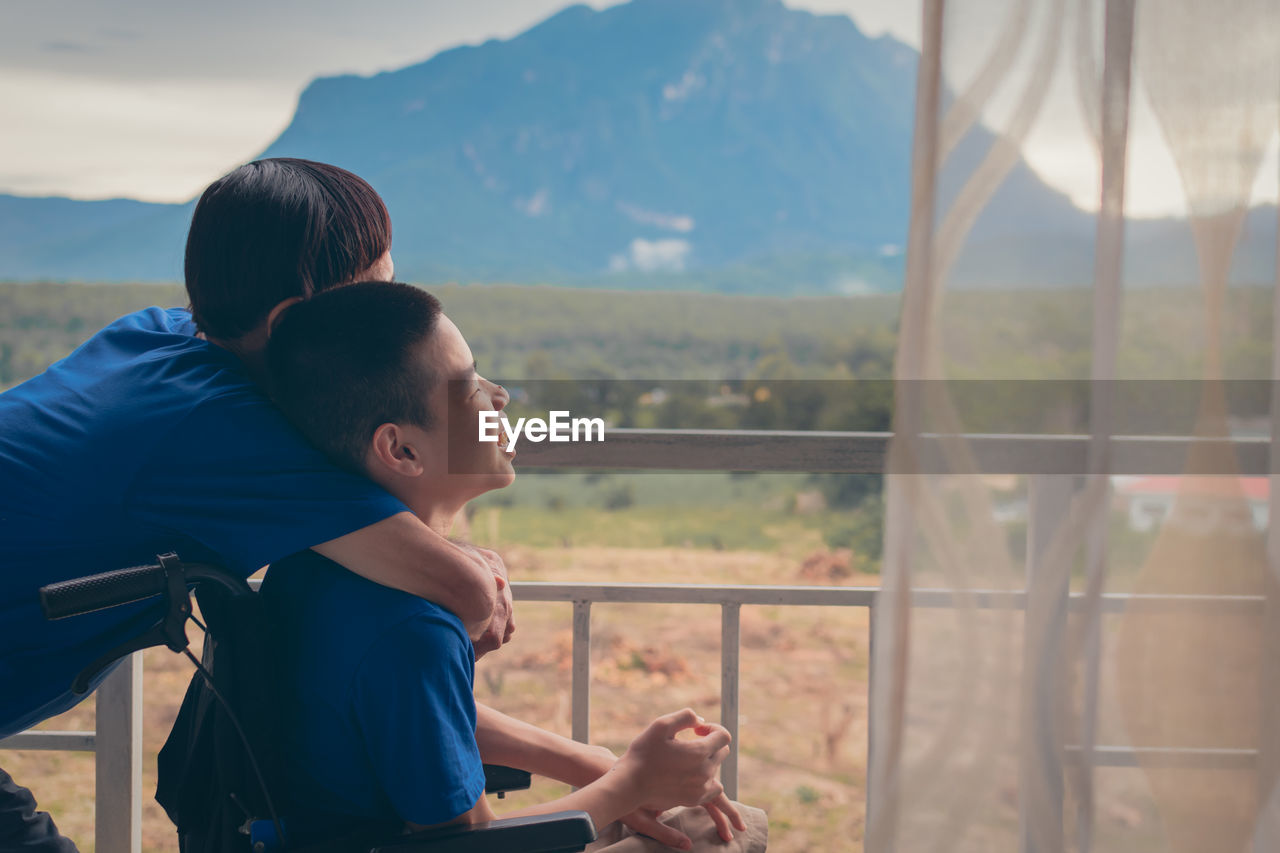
368, 811, 596, 853
482, 763, 531, 796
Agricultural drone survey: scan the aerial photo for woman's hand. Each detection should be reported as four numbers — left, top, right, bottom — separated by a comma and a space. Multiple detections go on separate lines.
463, 545, 515, 658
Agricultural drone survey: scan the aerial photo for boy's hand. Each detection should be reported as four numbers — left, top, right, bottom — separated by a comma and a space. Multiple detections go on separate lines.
618, 795, 746, 850
701, 793, 747, 843
618, 809, 692, 850
616, 709, 731, 813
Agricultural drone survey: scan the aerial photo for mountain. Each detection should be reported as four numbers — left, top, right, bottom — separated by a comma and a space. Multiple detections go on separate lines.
0, 195, 189, 281
2, 0, 1267, 291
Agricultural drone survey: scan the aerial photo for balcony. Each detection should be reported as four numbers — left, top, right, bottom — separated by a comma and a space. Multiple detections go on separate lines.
2, 428, 1267, 852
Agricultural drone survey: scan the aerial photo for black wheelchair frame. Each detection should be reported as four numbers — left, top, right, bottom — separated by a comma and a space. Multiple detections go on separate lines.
40, 554, 597, 853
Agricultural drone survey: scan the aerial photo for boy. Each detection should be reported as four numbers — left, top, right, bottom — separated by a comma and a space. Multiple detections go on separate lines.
262, 281, 767, 850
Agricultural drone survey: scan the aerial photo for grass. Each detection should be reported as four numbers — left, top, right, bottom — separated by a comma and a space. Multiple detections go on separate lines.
463, 504, 844, 554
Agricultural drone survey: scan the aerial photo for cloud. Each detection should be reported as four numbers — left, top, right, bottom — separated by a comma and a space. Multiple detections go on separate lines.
41, 40, 92, 53
610, 238, 692, 273
0, 70, 293, 201
616, 201, 695, 233
662, 70, 703, 102
515, 188, 550, 216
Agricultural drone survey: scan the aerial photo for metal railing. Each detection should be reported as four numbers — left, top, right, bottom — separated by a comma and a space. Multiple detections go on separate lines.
1, 429, 1270, 853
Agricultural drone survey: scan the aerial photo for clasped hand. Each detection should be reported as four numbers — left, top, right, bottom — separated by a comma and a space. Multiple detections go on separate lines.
614, 709, 746, 847
464, 545, 514, 658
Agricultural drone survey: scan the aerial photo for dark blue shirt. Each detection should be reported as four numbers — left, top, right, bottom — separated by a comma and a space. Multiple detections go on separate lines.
0, 307, 406, 738
261, 550, 485, 827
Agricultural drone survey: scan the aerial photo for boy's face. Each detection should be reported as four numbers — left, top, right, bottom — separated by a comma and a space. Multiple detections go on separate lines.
390, 314, 515, 507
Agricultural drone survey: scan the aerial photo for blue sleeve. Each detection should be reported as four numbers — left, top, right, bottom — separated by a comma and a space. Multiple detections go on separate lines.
124, 390, 408, 574
352, 611, 485, 827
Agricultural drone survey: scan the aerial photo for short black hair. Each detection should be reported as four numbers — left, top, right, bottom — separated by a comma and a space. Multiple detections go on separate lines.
267, 281, 443, 473
185, 158, 392, 340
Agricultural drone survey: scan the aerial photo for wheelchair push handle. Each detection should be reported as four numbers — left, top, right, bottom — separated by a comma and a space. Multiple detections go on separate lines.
41, 555, 253, 694
40, 561, 169, 620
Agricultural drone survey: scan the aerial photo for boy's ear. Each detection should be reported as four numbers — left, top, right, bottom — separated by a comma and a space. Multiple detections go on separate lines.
264, 296, 304, 338
367, 423, 424, 476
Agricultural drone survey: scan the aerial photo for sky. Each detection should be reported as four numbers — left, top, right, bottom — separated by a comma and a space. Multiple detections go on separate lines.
1, 0, 1275, 217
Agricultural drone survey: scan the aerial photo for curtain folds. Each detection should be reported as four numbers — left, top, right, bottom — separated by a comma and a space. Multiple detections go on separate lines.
868, 2, 1280, 851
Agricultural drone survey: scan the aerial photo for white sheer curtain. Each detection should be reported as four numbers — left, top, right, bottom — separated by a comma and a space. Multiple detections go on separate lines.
868, 2, 1280, 851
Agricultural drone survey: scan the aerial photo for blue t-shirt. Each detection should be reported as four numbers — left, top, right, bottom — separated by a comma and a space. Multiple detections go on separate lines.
261, 550, 485, 827
0, 307, 407, 739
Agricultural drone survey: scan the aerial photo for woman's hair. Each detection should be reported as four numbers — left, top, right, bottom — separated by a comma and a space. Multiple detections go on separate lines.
184, 158, 392, 340
267, 281, 442, 474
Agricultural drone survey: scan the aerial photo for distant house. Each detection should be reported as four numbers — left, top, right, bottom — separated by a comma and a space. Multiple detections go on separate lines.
984, 474, 1027, 523
1112, 476, 1268, 533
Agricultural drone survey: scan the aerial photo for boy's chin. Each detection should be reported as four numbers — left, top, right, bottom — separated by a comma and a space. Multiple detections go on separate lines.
475, 466, 517, 491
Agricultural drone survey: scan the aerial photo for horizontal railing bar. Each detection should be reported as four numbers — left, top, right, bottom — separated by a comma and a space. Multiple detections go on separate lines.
511, 428, 1270, 475
511, 583, 1264, 614
253, 576, 1265, 614
910, 589, 1265, 614
3, 733, 1254, 771
1088, 593, 1265, 614
514, 428, 883, 472
0, 730, 96, 751
1064, 745, 1256, 769
513, 582, 877, 606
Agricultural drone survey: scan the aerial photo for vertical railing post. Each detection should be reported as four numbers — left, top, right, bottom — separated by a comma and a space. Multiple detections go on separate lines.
1019, 475, 1072, 853
1074, 479, 1110, 852
1258, 152, 1280, 847
720, 602, 741, 800
1259, 510, 1280, 852
571, 600, 592, 744
865, 600, 877, 824
95, 653, 142, 853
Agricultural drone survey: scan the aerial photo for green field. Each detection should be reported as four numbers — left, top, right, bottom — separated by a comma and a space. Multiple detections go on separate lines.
0, 280, 898, 388
4, 280, 1272, 392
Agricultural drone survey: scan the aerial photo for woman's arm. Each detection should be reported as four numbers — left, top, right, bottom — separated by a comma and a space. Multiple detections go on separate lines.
312, 511, 499, 639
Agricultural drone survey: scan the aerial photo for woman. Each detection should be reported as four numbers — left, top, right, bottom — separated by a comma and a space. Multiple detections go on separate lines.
0, 159, 504, 852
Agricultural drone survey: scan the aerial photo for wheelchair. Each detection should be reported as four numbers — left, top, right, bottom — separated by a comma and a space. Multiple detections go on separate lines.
40, 554, 597, 853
